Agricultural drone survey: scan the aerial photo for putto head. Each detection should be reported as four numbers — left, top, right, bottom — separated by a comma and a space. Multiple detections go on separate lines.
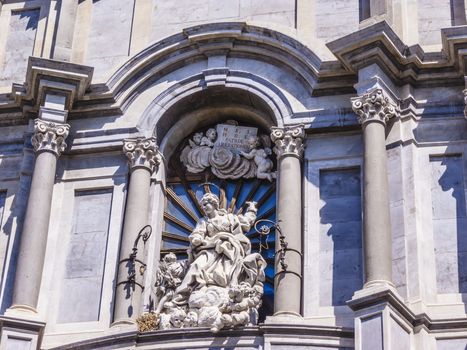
192, 132, 203, 144
206, 128, 217, 140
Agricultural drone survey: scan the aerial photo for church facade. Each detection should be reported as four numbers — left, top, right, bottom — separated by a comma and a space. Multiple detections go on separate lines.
1, 0, 467, 349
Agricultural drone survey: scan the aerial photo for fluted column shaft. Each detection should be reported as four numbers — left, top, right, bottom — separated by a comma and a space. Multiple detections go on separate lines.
113, 137, 160, 326
271, 125, 305, 317
351, 89, 397, 287
12, 120, 69, 312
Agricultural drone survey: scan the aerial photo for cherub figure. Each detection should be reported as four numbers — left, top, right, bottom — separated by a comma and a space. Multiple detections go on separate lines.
240, 135, 276, 181
183, 311, 198, 328
188, 132, 203, 148
200, 128, 217, 147
154, 253, 186, 313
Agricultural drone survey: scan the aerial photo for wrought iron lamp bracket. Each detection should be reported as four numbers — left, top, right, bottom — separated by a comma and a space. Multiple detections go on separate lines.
254, 219, 288, 271
118, 225, 152, 290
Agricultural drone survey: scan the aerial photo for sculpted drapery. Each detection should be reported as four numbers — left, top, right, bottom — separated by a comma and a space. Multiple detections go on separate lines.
142, 192, 266, 332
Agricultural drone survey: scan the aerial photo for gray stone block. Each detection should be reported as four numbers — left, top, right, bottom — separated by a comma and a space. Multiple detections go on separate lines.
1, 9, 39, 84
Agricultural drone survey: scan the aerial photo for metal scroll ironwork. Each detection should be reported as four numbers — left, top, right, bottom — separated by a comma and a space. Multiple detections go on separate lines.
254, 219, 288, 271
118, 225, 152, 290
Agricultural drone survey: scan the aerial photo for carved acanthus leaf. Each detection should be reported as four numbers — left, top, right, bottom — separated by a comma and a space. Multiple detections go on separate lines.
351, 89, 398, 126
123, 137, 161, 173
31, 119, 70, 156
270, 125, 305, 159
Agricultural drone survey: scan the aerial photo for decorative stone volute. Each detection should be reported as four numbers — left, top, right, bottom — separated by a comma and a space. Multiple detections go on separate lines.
31, 119, 70, 156
351, 88, 397, 126
270, 125, 305, 159
123, 136, 161, 173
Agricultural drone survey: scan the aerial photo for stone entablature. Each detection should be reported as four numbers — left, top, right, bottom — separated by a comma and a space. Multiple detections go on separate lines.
351, 89, 397, 126
123, 137, 161, 173
31, 119, 70, 156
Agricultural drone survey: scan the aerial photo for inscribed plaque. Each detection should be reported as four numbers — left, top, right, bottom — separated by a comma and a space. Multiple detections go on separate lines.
215, 124, 258, 153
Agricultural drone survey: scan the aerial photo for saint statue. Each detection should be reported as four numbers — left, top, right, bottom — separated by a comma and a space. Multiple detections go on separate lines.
150, 192, 267, 332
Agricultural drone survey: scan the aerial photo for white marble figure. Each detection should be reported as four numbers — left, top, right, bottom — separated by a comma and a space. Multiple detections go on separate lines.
153, 252, 186, 313
200, 128, 217, 147
240, 135, 276, 182
180, 125, 276, 180
152, 193, 266, 332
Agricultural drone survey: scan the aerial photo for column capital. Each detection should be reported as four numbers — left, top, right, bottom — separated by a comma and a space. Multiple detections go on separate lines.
351, 88, 397, 126
123, 137, 161, 173
31, 119, 70, 156
270, 125, 305, 160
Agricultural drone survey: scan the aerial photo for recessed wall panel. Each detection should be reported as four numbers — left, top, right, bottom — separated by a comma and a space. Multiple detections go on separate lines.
430, 155, 467, 294
57, 189, 113, 323
319, 168, 363, 306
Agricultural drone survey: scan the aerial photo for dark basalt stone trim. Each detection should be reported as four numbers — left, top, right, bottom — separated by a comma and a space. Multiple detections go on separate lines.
347, 287, 467, 333
49, 324, 354, 350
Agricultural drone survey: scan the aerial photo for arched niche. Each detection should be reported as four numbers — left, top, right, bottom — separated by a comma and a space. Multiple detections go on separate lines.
155, 86, 279, 161
143, 84, 280, 321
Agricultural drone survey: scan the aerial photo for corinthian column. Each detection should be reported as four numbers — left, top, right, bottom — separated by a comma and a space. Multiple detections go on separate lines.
351, 88, 397, 288
270, 125, 305, 317
113, 137, 160, 326
11, 119, 69, 313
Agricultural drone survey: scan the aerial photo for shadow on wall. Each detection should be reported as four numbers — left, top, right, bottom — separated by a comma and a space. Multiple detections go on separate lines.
304, 166, 363, 326
319, 168, 363, 305
0, 144, 34, 313
430, 154, 467, 302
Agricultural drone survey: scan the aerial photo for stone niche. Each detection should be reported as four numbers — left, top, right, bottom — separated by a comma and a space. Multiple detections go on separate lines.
138, 120, 278, 333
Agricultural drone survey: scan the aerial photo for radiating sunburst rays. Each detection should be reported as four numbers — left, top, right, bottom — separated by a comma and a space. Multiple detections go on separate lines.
162, 177, 276, 319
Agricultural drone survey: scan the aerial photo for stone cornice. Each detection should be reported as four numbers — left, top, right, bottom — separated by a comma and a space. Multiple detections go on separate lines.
31, 119, 70, 156
351, 88, 398, 126
123, 137, 161, 173
271, 125, 305, 159
0, 57, 93, 125
327, 21, 467, 87
2, 22, 467, 125
15, 57, 94, 110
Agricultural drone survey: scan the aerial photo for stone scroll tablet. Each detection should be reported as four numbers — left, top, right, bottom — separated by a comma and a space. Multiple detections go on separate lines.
215, 124, 258, 153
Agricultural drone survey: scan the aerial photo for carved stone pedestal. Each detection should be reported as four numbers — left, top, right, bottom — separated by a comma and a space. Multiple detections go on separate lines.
0, 315, 45, 350
349, 286, 412, 350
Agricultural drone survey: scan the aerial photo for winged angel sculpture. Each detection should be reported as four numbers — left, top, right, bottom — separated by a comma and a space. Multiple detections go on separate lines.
137, 193, 266, 332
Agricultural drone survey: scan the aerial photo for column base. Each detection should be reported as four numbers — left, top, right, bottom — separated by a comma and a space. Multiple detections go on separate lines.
110, 318, 138, 331
0, 315, 45, 350
265, 313, 303, 326
4, 304, 39, 319
353, 280, 397, 300
271, 311, 302, 318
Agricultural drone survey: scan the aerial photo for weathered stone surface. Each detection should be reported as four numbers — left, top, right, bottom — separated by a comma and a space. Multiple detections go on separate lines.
1, 9, 39, 85
58, 190, 113, 323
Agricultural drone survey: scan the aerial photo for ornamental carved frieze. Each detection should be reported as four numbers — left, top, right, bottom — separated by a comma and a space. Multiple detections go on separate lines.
351, 88, 398, 126
180, 122, 276, 181
31, 119, 70, 156
270, 125, 305, 159
123, 137, 161, 173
